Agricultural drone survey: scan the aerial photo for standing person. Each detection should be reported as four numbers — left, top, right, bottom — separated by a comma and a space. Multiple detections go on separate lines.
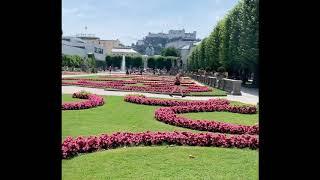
140, 67, 143, 75
109, 66, 112, 74
169, 73, 185, 97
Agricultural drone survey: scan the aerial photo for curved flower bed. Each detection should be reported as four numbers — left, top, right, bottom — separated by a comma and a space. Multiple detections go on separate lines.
62, 94, 258, 159
155, 106, 258, 135
125, 95, 258, 135
124, 95, 229, 106
62, 78, 137, 84
62, 131, 258, 159
62, 80, 211, 94
62, 92, 105, 110
62, 75, 213, 95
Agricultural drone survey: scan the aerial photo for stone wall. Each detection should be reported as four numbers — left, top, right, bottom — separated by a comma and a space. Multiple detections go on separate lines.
187, 73, 242, 95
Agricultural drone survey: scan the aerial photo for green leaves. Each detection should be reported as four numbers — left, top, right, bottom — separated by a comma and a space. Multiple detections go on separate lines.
187, 0, 258, 86
161, 47, 180, 57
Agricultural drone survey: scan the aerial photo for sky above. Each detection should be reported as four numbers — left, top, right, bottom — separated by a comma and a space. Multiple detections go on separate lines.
62, 0, 239, 46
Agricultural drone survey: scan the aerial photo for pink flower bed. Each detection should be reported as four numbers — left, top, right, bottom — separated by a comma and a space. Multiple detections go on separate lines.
61, 95, 258, 159
124, 95, 229, 107
62, 80, 211, 94
62, 78, 137, 84
62, 131, 258, 159
125, 95, 258, 135
155, 106, 258, 135
62, 92, 105, 110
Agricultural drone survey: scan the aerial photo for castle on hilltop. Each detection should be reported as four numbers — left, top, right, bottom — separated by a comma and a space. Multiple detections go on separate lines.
146, 29, 196, 40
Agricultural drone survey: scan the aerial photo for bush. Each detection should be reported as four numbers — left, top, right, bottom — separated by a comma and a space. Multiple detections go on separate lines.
147, 56, 177, 70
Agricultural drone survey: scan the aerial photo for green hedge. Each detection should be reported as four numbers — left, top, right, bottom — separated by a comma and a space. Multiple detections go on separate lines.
188, 0, 258, 86
105, 55, 122, 68
105, 55, 143, 68
147, 56, 177, 70
125, 56, 143, 68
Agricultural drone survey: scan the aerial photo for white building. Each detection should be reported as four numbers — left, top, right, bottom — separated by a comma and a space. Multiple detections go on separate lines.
179, 45, 191, 69
62, 36, 106, 61
111, 48, 139, 56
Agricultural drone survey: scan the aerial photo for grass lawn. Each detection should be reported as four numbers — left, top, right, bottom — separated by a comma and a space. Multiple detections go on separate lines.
181, 111, 258, 126
62, 95, 257, 139
62, 94, 258, 179
61, 95, 84, 102
62, 95, 196, 139
189, 87, 228, 96
62, 146, 258, 180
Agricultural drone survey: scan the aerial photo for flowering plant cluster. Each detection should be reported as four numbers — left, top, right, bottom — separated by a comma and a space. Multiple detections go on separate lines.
62, 131, 258, 159
62, 80, 211, 94
62, 92, 105, 110
124, 95, 229, 107
62, 78, 137, 84
124, 95, 258, 134
155, 106, 258, 135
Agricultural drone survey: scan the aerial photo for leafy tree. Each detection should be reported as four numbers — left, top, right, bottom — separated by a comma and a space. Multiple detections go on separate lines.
161, 47, 180, 57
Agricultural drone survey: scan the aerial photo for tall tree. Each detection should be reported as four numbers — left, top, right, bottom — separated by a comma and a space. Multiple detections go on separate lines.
161, 47, 180, 57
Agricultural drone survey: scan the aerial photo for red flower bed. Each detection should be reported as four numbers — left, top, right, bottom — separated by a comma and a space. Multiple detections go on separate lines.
124, 95, 229, 106
62, 75, 212, 95
62, 92, 105, 110
62, 80, 211, 94
155, 106, 258, 135
125, 95, 258, 135
62, 131, 258, 159
61, 95, 258, 159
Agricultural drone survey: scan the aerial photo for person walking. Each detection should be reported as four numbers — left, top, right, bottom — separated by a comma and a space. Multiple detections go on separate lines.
169, 73, 185, 97
140, 67, 143, 75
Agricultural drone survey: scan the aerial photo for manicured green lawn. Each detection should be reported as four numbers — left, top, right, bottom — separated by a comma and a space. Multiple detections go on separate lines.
62, 95, 195, 139
62, 95, 257, 139
189, 87, 228, 96
62, 146, 258, 180
181, 111, 258, 126
61, 95, 84, 102
62, 94, 258, 180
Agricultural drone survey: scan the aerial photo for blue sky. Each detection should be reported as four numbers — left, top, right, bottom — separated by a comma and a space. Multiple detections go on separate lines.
62, 0, 239, 46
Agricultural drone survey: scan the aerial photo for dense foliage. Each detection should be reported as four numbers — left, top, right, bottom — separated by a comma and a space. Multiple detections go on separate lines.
188, 0, 258, 86
161, 47, 180, 57
62, 54, 97, 72
147, 56, 177, 70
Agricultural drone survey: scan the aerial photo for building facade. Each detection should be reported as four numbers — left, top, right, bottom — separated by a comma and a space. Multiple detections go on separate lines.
98, 39, 122, 54
76, 34, 124, 54
62, 36, 106, 61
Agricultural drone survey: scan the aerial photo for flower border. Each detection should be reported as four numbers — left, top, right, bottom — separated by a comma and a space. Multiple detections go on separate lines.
62, 92, 105, 110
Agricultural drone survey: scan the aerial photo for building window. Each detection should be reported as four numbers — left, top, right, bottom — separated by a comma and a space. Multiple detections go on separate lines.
94, 47, 103, 54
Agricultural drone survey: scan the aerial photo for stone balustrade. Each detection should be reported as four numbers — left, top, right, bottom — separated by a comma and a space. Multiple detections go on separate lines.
186, 72, 242, 95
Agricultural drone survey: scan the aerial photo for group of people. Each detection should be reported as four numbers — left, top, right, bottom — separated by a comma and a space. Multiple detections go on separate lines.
126, 67, 144, 75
